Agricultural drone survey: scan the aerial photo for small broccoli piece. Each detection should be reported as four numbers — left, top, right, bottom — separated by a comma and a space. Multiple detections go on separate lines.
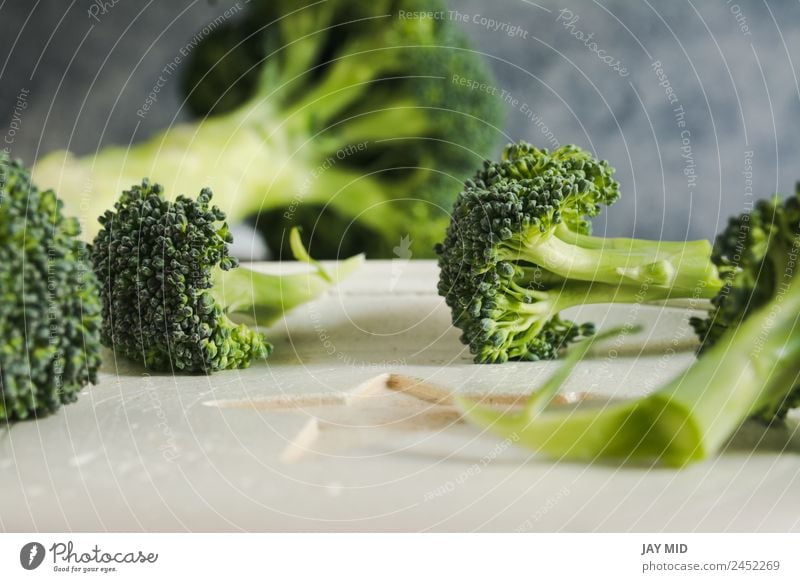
33, 0, 503, 259
690, 189, 800, 421
91, 181, 363, 373
0, 155, 102, 421
459, 264, 800, 467
436, 142, 724, 363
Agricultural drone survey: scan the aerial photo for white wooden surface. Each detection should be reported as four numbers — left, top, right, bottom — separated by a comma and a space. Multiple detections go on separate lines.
1, 261, 798, 532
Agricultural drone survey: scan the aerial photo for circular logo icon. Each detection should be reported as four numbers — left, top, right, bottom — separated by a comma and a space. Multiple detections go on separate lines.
20, 542, 45, 570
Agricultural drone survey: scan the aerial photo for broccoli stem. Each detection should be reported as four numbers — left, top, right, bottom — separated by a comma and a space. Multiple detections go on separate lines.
280, 32, 416, 125
511, 277, 681, 310
31, 100, 399, 241
273, 3, 335, 85
501, 223, 722, 295
315, 103, 435, 149
462, 270, 800, 466
490, 278, 689, 357
213, 248, 364, 326
33, 103, 307, 235
516, 277, 683, 317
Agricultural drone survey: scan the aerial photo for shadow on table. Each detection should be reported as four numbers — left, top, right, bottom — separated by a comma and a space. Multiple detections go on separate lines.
724, 419, 800, 455
264, 308, 697, 367
264, 307, 470, 366
391, 417, 800, 469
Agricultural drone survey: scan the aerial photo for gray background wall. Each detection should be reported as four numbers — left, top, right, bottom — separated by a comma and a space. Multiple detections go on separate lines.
1, 0, 797, 246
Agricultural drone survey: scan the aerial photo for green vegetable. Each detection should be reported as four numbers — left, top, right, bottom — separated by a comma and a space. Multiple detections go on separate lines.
91, 181, 362, 373
690, 189, 800, 421
33, 0, 503, 259
459, 269, 800, 466
0, 155, 102, 420
436, 142, 723, 363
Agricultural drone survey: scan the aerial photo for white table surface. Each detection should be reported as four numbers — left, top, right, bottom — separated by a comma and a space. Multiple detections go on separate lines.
2, 261, 798, 532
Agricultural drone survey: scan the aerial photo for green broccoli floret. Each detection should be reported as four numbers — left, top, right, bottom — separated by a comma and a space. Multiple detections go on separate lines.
33, 0, 503, 259
0, 155, 102, 420
690, 189, 800, 421
459, 258, 800, 467
91, 181, 362, 373
436, 142, 724, 363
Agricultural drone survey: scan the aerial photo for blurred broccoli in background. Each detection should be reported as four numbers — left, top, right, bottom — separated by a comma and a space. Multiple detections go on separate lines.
33, 0, 504, 259
0, 155, 102, 420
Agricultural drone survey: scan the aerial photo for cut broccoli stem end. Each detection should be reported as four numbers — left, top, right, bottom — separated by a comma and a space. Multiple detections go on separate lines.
459, 384, 704, 466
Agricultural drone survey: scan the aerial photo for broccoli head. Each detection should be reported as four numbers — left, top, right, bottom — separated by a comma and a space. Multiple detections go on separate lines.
690, 189, 800, 421
92, 181, 363, 373
0, 155, 102, 420
437, 142, 723, 363
33, 0, 503, 259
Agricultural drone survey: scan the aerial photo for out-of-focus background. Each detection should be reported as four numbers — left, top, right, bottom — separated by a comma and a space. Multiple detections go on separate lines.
1, 0, 797, 253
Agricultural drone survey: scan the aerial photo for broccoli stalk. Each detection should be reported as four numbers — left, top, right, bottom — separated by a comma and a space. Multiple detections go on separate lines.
34, 104, 387, 240
459, 269, 800, 467
214, 228, 363, 325
473, 269, 687, 362
1, 155, 102, 420
91, 181, 363, 373
436, 142, 723, 363
32, 0, 503, 258
500, 223, 721, 292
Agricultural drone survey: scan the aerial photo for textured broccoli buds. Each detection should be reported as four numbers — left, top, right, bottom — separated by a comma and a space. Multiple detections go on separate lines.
92, 182, 271, 372
437, 142, 722, 364
92, 181, 363, 373
0, 155, 102, 420
690, 189, 800, 421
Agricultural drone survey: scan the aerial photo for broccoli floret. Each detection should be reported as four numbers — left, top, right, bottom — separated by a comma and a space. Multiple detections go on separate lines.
33, 0, 503, 259
436, 142, 724, 363
91, 181, 362, 373
459, 261, 800, 467
0, 155, 102, 420
690, 190, 800, 421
